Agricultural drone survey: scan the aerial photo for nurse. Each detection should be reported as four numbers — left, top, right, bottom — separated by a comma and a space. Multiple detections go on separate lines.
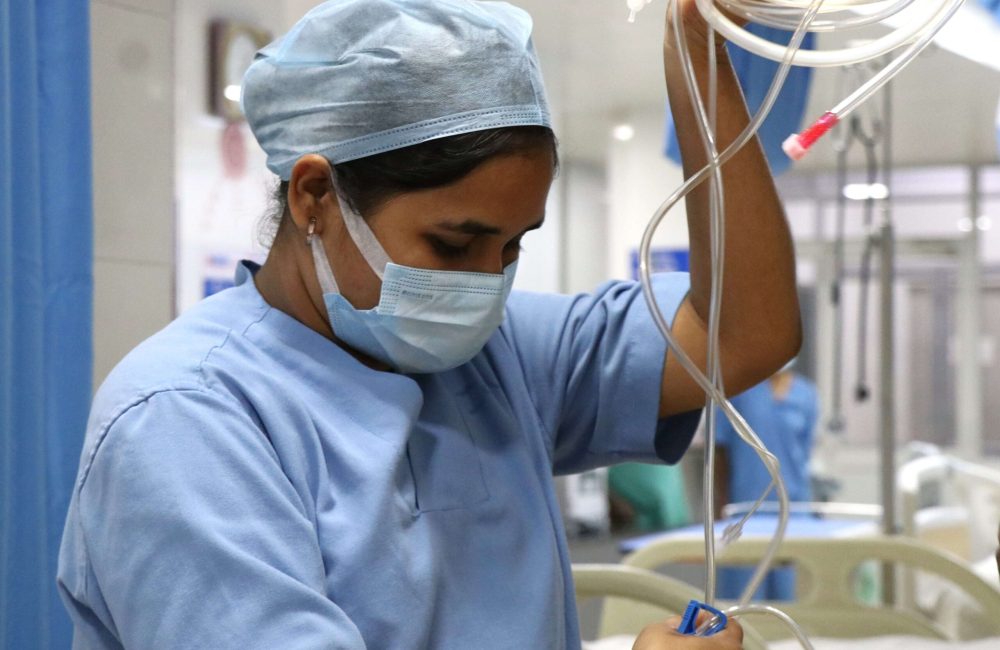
58, 0, 800, 648
713, 363, 819, 601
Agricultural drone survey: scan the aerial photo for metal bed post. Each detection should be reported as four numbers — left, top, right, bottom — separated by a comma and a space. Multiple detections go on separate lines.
877, 75, 898, 605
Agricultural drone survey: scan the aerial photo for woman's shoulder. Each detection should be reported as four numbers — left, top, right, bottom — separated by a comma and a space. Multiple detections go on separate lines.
91, 283, 272, 426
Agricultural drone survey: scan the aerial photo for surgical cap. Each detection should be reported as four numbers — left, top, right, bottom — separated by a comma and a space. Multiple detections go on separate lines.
242, 0, 552, 180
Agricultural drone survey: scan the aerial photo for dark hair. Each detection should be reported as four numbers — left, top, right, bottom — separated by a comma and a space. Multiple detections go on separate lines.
261, 126, 558, 244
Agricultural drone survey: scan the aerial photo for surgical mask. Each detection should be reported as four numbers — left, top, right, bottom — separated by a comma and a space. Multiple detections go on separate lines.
309, 188, 517, 374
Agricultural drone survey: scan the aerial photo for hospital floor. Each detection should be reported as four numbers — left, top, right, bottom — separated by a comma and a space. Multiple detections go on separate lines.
568, 532, 707, 640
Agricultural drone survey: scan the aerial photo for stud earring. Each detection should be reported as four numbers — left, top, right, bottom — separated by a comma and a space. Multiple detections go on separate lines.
306, 217, 317, 244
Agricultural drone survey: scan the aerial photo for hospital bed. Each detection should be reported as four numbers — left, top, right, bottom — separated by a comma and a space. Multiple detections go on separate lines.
573, 564, 768, 650
575, 536, 1000, 649
898, 454, 1000, 564
618, 452, 1000, 635
896, 454, 1000, 637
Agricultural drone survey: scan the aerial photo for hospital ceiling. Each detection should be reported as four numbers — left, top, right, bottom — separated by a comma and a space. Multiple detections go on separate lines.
516, 0, 1000, 171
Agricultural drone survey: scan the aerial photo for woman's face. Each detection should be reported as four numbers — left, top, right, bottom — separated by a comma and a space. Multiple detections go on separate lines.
324, 148, 556, 311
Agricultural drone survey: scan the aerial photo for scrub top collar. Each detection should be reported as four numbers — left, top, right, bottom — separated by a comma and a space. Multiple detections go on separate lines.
235, 260, 424, 395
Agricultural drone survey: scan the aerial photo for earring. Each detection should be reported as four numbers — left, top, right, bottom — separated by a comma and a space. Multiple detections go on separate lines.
306, 217, 317, 244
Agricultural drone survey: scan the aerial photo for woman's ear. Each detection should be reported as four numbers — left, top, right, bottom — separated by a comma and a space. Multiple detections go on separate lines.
287, 154, 337, 236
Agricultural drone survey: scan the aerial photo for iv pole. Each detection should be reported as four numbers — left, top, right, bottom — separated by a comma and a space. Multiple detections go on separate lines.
877, 74, 898, 604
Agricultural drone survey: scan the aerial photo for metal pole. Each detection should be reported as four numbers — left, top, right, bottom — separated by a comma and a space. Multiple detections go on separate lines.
878, 77, 897, 605
955, 168, 982, 459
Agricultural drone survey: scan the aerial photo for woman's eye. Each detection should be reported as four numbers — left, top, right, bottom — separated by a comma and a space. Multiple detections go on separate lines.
428, 236, 470, 258
505, 236, 525, 253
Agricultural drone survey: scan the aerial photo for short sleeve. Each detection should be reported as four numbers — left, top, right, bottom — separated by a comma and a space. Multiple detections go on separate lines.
75, 389, 365, 649
501, 273, 701, 475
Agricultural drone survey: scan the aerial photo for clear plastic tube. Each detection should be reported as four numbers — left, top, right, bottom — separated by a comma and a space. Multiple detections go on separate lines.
628, 0, 966, 647
652, 0, 823, 614
723, 0, 968, 158
701, 604, 817, 649
669, 2, 728, 604
696, 0, 964, 69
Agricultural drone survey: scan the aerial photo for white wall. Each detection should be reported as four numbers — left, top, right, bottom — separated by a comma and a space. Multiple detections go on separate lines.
91, 0, 296, 386
512, 105, 565, 295
174, 0, 291, 312
606, 111, 688, 281
91, 0, 175, 386
563, 162, 609, 295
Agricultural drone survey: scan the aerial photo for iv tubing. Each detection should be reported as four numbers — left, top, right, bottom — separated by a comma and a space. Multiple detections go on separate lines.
700, 604, 817, 649
724, 0, 968, 158
649, 0, 822, 612
695, 0, 964, 69
633, 0, 964, 645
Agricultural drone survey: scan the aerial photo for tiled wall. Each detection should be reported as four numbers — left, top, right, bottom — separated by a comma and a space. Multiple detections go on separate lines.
91, 0, 175, 387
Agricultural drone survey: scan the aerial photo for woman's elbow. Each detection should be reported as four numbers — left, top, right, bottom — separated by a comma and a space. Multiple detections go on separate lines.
725, 316, 802, 393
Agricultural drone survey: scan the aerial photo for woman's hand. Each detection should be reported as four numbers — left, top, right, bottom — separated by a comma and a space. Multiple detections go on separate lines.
633, 614, 744, 650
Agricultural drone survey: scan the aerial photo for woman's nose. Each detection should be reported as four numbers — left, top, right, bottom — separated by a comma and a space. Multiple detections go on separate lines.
472, 249, 510, 275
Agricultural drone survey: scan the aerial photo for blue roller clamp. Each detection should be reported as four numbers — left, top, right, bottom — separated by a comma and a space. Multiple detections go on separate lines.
678, 599, 729, 636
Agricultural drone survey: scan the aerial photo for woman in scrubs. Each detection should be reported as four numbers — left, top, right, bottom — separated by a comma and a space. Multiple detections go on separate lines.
58, 1, 800, 648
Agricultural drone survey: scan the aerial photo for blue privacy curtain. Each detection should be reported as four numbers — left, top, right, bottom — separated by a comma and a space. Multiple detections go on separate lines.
1, 0, 93, 647
665, 26, 816, 176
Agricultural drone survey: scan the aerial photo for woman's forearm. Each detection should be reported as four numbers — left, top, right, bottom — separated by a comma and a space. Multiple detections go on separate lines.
664, 21, 801, 386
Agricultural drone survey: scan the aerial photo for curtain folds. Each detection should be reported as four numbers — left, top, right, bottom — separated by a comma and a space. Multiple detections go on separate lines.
1, 0, 93, 647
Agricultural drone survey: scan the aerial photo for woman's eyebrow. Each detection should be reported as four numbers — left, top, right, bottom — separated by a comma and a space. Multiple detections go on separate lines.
436, 218, 545, 235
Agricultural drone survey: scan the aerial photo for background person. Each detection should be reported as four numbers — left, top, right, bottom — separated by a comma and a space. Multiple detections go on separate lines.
713, 363, 819, 601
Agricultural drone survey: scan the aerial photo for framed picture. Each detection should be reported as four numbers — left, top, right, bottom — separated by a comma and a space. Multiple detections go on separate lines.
208, 20, 271, 122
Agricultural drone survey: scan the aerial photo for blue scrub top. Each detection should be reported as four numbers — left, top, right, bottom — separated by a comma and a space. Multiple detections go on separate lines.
58, 263, 699, 649
715, 376, 818, 504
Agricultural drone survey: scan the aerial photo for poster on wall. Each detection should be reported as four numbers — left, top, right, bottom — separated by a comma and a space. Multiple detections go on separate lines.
176, 21, 274, 314
629, 247, 690, 280
177, 121, 271, 312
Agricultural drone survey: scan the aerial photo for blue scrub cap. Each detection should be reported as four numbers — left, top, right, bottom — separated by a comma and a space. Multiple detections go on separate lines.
242, 0, 552, 180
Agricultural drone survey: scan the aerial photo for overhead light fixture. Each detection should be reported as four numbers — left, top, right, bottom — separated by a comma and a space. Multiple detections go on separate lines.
224, 84, 243, 103
958, 217, 974, 233
842, 183, 889, 201
977, 216, 993, 231
612, 124, 635, 142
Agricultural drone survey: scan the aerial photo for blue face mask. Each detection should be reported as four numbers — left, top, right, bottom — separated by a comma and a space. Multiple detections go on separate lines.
309, 190, 517, 374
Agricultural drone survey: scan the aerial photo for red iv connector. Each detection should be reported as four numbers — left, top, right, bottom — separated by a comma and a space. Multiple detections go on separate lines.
782, 111, 840, 161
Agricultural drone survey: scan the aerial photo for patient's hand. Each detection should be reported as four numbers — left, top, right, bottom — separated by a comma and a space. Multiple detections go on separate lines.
633, 613, 743, 649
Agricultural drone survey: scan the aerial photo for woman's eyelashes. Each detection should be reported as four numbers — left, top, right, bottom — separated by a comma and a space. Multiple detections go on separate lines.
427, 235, 470, 259
425, 234, 526, 260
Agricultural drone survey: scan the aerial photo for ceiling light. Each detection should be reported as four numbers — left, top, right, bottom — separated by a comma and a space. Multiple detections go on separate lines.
224, 84, 243, 102
612, 124, 635, 142
842, 183, 889, 201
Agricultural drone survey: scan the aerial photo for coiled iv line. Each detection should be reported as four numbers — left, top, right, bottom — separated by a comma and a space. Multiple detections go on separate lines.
626, 0, 967, 646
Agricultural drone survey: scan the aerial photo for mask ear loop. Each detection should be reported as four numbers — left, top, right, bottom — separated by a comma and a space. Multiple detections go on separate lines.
308, 167, 395, 296
308, 217, 342, 296
331, 176, 390, 281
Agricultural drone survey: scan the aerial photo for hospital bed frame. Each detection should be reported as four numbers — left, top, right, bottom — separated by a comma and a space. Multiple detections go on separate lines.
572, 564, 770, 650
599, 536, 1000, 642
898, 454, 1000, 558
